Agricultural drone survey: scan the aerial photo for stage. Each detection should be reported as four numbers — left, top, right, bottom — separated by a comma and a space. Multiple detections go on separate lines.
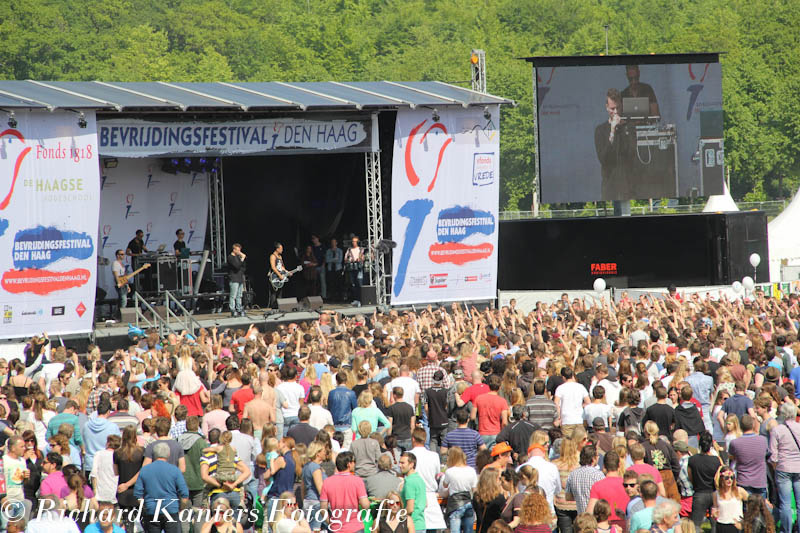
87, 301, 380, 351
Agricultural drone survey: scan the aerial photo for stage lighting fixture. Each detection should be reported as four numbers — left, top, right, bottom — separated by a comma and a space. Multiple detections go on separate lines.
470, 53, 479, 65
483, 106, 491, 120
7, 111, 17, 129
161, 158, 178, 175
102, 158, 118, 169
77, 112, 87, 129
432, 108, 440, 123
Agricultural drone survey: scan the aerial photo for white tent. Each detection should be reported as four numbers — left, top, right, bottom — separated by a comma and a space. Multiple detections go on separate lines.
769, 187, 800, 281
703, 182, 739, 213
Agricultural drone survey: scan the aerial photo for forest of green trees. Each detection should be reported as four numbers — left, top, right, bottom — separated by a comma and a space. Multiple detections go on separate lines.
1, 0, 797, 209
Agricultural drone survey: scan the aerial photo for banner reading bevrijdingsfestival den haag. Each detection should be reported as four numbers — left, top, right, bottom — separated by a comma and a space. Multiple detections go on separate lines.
391, 106, 500, 305
98, 116, 373, 157
0, 111, 100, 339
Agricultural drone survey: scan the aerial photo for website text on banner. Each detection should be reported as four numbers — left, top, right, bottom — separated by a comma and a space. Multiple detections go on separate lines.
390, 106, 499, 305
96, 157, 209, 297
0, 110, 100, 339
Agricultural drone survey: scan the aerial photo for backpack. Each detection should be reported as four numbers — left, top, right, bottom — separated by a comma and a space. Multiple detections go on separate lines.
215, 445, 238, 483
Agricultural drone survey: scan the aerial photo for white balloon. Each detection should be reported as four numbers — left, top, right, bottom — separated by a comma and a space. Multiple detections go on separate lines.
593, 278, 606, 292
749, 253, 761, 268
742, 276, 755, 291
732, 281, 743, 293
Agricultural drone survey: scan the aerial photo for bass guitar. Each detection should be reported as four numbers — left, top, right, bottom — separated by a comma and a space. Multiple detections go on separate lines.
117, 263, 151, 288
268, 265, 302, 290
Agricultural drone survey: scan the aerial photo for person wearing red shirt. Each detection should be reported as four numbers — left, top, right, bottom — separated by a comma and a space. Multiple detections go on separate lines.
230, 374, 255, 420
587, 450, 630, 531
471, 375, 509, 447
320, 451, 371, 533
458, 370, 489, 408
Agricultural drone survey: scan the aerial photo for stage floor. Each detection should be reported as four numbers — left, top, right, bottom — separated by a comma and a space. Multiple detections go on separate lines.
90, 302, 378, 348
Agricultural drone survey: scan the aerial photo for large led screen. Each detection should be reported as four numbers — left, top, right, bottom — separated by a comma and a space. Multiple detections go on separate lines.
532, 54, 724, 203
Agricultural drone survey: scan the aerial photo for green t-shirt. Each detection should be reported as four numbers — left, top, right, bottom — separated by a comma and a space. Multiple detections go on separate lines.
402, 472, 427, 531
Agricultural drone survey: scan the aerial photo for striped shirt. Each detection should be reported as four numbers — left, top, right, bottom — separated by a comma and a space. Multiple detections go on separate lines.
441, 427, 484, 468
525, 396, 558, 429
200, 451, 243, 498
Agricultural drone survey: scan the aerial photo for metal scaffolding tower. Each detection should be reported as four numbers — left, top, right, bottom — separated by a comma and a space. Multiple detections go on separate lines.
208, 161, 227, 271
365, 118, 388, 306
471, 49, 487, 93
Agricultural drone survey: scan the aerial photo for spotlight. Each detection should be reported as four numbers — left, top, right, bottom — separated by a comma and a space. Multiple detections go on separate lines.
432, 108, 440, 123
483, 106, 491, 120
77, 112, 87, 129
470, 53, 479, 65
102, 158, 118, 169
7, 112, 17, 129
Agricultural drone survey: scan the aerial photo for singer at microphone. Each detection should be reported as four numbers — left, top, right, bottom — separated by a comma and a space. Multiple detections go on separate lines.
594, 88, 634, 200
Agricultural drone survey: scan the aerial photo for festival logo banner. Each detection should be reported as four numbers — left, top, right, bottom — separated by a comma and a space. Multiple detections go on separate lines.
95, 157, 209, 296
0, 111, 100, 338
391, 106, 500, 305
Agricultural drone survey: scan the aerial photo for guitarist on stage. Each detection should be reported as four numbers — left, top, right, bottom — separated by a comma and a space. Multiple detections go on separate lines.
268, 242, 293, 309
112, 249, 131, 317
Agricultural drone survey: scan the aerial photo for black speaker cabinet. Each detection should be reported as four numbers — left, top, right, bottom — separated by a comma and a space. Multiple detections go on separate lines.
277, 297, 298, 312
302, 296, 324, 311
360, 285, 377, 305
498, 211, 769, 290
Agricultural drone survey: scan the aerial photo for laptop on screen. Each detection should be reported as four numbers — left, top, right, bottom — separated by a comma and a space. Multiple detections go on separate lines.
622, 97, 650, 117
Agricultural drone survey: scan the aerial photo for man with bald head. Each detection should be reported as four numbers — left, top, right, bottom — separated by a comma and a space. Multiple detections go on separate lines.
456, 370, 488, 408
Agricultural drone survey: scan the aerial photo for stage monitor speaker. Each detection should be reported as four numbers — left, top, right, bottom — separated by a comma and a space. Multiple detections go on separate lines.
302, 296, 324, 311
360, 285, 377, 305
120, 308, 137, 323
277, 297, 298, 312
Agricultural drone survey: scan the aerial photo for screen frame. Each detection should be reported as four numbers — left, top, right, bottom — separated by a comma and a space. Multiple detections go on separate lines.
525, 52, 722, 206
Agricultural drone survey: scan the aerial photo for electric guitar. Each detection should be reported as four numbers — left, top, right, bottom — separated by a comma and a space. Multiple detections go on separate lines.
117, 263, 151, 288
268, 265, 303, 290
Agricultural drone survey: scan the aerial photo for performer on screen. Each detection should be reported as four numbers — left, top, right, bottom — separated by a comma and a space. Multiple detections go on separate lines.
227, 243, 246, 317
112, 249, 130, 317
343, 236, 364, 304
125, 229, 148, 257
268, 242, 293, 309
594, 88, 634, 200
622, 64, 660, 118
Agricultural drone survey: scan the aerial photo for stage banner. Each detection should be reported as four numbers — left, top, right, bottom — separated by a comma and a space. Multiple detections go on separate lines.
98, 115, 373, 157
391, 106, 499, 305
97, 158, 209, 296
0, 110, 100, 339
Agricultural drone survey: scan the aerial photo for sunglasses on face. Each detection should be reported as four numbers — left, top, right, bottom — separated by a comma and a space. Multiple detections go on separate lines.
721, 474, 734, 480
623, 483, 637, 487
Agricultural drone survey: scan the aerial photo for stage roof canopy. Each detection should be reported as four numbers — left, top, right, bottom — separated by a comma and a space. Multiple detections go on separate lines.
0, 80, 512, 112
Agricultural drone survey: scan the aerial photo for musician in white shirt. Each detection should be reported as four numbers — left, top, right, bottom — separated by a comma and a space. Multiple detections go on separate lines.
111, 249, 130, 314
343, 236, 364, 304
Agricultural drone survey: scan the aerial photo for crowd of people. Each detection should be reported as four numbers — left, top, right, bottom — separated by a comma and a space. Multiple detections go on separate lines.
3, 287, 800, 533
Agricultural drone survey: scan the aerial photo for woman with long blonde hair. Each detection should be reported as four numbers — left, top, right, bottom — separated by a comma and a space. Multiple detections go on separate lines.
473, 467, 507, 533
552, 427, 584, 531
612, 436, 630, 476
441, 447, 478, 533
643, 420, 681, 502
319, 373, 335, 407
76, 378, 94, 412
301, 442, 327, 531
